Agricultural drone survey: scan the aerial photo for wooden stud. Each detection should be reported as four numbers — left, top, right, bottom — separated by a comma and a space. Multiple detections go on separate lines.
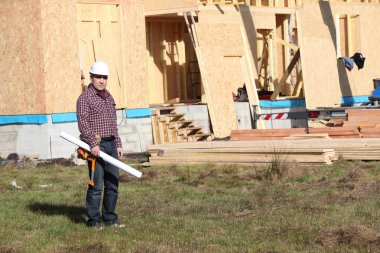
162, 23, 168, 102
270, 49, 300, 100
335, 14, 341, 58
240, 26, 265, 129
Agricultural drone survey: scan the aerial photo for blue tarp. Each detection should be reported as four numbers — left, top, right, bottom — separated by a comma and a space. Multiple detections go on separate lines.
0, 115, 48, 125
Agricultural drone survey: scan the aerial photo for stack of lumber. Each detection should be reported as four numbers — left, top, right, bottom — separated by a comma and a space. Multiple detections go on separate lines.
359, 126, 380, 138
230, 128, 307, 141
307, 127, 361, 138
344, 109, 380, 127
148, 141, 335, 166
343, 109, 380, 137
230, 126, 361, 141
147, 138, 380, 166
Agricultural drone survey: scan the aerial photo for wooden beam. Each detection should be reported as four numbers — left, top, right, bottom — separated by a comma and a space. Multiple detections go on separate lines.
270, 49, 300, 100
145, 6, 199, 16
240, 26, 265, 129
276, 38, 299, 51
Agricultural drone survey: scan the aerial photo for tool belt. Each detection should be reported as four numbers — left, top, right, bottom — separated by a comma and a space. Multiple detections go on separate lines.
77, 148, 97, 187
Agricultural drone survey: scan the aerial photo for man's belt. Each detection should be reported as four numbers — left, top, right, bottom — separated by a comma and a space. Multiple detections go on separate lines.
101, 136, 115, 141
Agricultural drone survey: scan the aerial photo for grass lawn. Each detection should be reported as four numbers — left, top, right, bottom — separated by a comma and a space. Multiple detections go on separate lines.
0, 158, 379, 252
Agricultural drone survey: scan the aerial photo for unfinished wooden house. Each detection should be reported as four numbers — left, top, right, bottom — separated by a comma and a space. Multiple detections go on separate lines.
0, 0, 380, 158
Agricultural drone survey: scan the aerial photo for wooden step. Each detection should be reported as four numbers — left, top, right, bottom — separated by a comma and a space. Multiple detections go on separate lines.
168, 120, 194, 129
152, 107, 177, 116
177, 127, 203, 136
186, 133, 213, 142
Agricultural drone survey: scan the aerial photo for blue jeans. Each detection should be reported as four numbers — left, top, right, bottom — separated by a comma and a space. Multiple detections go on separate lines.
86, 139, 119, 225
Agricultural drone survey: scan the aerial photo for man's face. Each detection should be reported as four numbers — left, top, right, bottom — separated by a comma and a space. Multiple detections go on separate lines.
90, 74, 108, 91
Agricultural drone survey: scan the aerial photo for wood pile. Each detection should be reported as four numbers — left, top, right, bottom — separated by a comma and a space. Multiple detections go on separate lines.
343, 109, 380, 137
147, 141, 335, 166
146, 138, 380, 166
230, 126, 361, 141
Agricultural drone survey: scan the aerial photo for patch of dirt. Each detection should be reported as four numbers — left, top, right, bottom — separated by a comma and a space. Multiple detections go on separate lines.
143, 170, 158, 180
315, 225, 380, 248
350, 181, 380, 198
121, 152, 149, 164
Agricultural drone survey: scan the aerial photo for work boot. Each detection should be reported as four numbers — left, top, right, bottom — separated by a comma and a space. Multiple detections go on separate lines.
87, 222, 103, 230
105, 220, 126, 228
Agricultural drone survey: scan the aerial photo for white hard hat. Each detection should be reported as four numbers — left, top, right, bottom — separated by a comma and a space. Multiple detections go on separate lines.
89, 61, 110, 76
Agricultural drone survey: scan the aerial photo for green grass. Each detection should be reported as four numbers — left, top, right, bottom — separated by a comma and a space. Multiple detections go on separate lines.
0, 161, 379, 252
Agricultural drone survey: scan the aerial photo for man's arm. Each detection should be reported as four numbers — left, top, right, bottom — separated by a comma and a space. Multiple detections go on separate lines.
76, 95, 97, 149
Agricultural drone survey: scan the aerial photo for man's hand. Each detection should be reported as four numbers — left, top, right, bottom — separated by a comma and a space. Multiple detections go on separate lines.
91, 146, 100, 157
117, 147, 123, 158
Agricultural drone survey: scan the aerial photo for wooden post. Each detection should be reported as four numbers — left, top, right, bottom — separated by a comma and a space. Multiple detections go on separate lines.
270, 49, 300, 100
335, 14, 341, 58
162, 23, 168, 101
240, 26, 265, 129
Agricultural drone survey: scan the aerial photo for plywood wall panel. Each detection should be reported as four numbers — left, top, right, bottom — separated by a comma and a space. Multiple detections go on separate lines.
147, 22, 165, 104
0, 0, 46, 115
122, 0, 149, 108
298, 2, 380, 109
195, 10, 256, 137
41, 0, 81, 114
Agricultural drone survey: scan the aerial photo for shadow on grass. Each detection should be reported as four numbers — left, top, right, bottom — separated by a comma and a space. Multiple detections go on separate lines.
27, 202, 87, 224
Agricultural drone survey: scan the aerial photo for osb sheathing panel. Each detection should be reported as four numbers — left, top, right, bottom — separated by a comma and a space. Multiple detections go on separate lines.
195, 9, 274, 137
147, 22, 166, 104
144, 0, 197, 12
298, 2, 380, 109
122, 0, 149, 108
0, 0, 46, 115
41, 0, 81, 113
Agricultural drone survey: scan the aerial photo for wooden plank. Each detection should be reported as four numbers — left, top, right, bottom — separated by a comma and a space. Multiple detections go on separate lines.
240, 24, 265, 129
270, 49, 300, 100
121, 0, 149, 108
42, 0, 80, 114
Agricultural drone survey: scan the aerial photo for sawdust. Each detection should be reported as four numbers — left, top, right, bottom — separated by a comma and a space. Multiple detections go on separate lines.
316, 225, 380, 247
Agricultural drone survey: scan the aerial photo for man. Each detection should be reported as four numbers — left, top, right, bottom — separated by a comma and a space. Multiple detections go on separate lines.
76, 61, 125, 229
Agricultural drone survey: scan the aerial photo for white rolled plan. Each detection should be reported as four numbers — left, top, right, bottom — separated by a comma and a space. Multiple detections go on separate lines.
60, 131, 142, 178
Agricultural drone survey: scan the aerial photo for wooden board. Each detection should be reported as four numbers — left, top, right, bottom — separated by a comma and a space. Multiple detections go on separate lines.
297, 2, 380, 109
42, 0, 80, 114
0, 0, 46, 115
122, 0, 149, 108
194, 8, 277, 137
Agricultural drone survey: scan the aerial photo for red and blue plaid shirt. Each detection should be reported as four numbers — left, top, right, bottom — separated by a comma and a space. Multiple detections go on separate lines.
76, 84, 122, 149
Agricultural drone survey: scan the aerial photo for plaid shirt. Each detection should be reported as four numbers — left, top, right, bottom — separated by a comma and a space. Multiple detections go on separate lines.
76, 84, 122, 149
